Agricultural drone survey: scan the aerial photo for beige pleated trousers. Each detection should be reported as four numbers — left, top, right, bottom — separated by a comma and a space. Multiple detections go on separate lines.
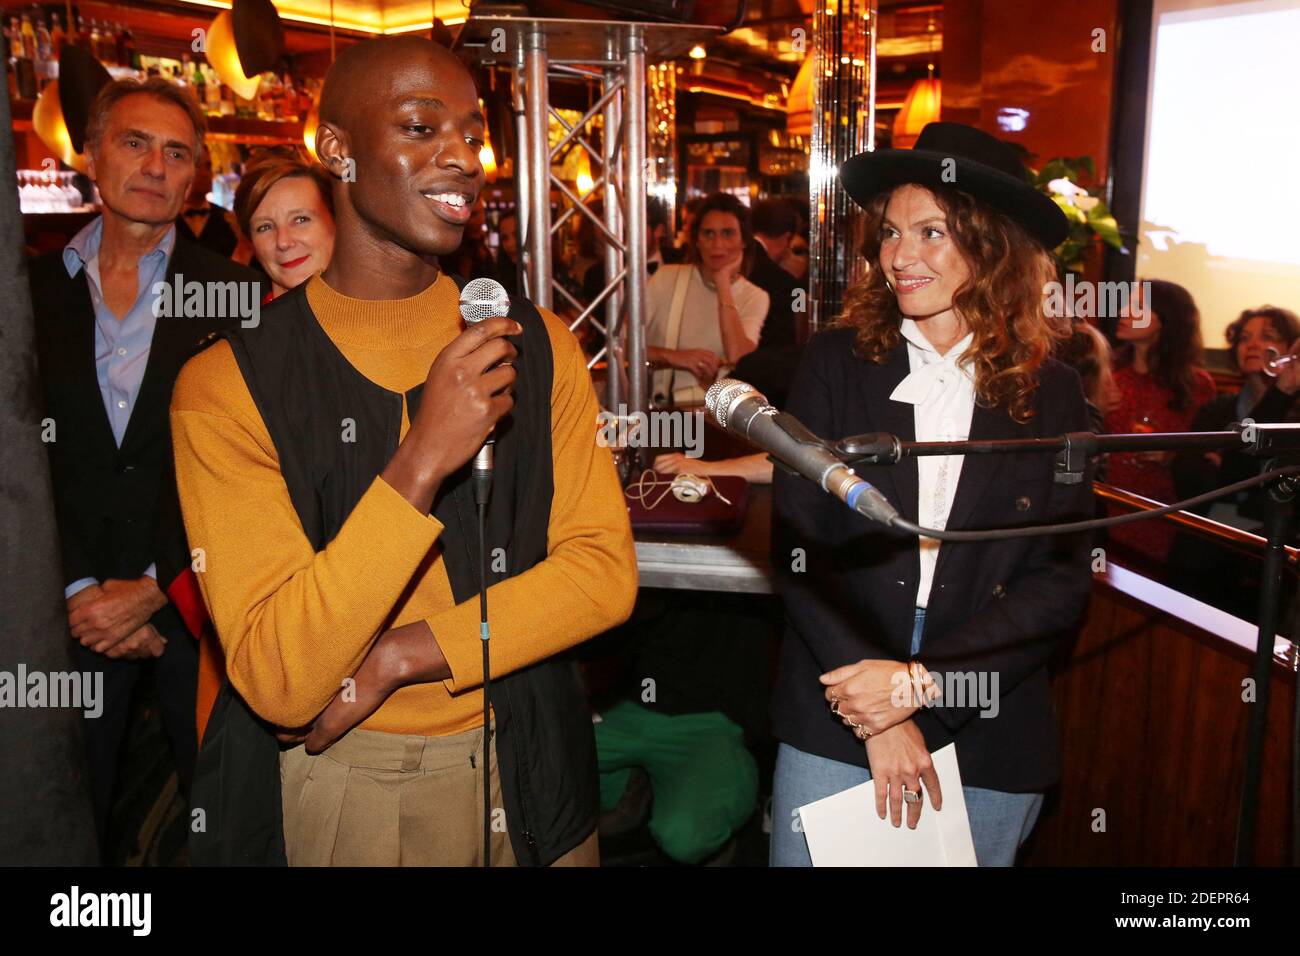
280, 723, 598, 867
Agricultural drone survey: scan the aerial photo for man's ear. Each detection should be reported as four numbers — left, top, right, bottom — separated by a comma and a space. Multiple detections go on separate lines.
314, 122, 350, 180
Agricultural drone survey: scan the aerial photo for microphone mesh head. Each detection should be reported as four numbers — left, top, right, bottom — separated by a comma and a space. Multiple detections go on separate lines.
705, 379, 758, 429
459, 277, 511, 325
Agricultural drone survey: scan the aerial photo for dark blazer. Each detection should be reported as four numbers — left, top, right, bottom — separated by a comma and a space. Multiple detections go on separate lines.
29, 233, 262, 607
175, 206, 239, 259
1174, 384, 1299, 513
735, 241, 805, 406
772, 327, 1096, 793
746, 240, 801, 351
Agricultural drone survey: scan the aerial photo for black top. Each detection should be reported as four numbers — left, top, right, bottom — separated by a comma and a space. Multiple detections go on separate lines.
771, 327, 1096, 793
745, 240, 801, 351
733, 241, 806, 406
1173, 384, 1300, 519
176, 204, 239, 259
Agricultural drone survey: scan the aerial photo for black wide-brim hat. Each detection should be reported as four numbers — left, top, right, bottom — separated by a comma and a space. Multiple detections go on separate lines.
839, 121, 1070, 251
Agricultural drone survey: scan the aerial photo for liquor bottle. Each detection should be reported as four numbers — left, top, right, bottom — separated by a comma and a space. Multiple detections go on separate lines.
254, 72, 272, 120
278, 72, 297, 121
204, 65, 221, 114
76, 14, 90, 51
88, 19, 101, 60
100, 21, 117, 66
266, 72, 284, 120
13, 15, 36, 98
50, 13, 64, 56
20, 14, 36, 60
192, 58, 205, 105
120, 23, 137, 70
35, 16, 51, 62
33, 14, 51, 88
115, 22, 128, 68
219, 75, 235, 117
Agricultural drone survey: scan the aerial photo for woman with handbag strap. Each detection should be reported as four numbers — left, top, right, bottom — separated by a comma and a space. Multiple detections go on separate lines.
644, 192, 769, 407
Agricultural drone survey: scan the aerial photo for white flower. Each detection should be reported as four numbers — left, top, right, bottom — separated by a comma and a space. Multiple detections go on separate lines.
1047, 177, 1082, 197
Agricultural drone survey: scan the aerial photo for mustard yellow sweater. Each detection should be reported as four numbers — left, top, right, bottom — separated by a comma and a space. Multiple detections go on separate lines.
170, 273, 637, 735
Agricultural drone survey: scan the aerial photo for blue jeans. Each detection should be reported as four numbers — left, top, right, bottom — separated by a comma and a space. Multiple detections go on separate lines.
770, 608, 1044, 867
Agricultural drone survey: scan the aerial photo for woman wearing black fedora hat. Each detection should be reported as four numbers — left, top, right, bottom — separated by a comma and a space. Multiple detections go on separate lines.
769, 122, 1097, 866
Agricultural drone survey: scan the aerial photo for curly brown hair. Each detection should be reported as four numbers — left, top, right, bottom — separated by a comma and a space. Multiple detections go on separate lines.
835, 183, 1067, 423
1223, 304, 1300, 372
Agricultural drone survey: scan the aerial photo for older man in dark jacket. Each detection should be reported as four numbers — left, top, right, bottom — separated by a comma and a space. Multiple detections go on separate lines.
29, 77, 262, 857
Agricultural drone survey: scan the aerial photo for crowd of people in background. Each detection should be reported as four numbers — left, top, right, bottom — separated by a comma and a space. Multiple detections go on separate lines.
187, 148, 1300, 632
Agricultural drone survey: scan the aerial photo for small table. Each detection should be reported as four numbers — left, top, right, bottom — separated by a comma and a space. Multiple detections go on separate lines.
633, 485, 775, 594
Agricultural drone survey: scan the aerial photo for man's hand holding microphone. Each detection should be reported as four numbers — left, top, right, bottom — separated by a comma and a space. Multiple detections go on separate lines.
381, 314, 520, 516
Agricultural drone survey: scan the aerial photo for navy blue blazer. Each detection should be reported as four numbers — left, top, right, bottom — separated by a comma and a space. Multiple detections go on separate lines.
771, 326, 1096, 793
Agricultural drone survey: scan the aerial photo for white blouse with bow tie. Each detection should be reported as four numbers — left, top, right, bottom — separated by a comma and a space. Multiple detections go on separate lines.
889, 318, 977, 609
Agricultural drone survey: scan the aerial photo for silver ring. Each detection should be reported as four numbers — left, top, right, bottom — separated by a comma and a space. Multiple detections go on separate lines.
901, 785, 922, 805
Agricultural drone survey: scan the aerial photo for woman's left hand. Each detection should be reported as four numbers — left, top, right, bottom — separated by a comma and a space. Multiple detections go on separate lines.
820, 658, 916, 735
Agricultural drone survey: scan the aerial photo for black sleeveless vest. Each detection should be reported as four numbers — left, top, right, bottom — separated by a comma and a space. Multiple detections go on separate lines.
188, 278, 598, 866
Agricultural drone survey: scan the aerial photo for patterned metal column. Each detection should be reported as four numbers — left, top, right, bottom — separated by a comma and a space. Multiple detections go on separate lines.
647, 61, 677, 242
809, 0, 877, 332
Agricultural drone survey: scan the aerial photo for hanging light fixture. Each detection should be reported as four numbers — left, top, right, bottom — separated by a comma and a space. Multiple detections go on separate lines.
206, 0, 284, 102
34, 45, 111, 172
33, 82, 84, 171
786, 54, 813, 138
893, 15, 941, 148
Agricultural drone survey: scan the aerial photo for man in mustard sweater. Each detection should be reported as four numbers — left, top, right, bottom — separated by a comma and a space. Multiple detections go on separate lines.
171, 36, 637, 866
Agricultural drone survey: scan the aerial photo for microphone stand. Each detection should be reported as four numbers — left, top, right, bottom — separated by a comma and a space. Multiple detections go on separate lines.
474, 442, 494, 868
829, 423, 1300, 865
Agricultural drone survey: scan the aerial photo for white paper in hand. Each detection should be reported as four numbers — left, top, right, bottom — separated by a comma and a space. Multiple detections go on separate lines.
796, 743, 977, 866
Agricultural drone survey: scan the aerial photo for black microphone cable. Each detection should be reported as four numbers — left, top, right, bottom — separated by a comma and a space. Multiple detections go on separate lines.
883, 465, 1300, 541
476, 491, 492, 868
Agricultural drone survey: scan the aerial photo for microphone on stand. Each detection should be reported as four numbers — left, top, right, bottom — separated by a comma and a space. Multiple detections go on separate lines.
704, 378, 902, 528
459, 277, 512, 506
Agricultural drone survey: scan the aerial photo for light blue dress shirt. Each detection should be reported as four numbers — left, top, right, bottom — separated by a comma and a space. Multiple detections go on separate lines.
61, 217, 175, 599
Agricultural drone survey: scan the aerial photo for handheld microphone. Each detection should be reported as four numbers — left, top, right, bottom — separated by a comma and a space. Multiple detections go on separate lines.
458, 277, 512, 869
459, 277, 512, 505
704, 379, 902, 528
